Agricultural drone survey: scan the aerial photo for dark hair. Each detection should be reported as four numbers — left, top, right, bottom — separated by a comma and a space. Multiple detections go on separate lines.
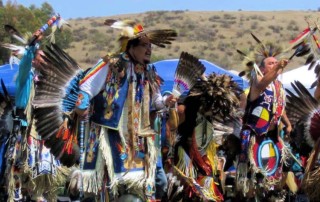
125, 37, 141, 51
259, 57, 266, 68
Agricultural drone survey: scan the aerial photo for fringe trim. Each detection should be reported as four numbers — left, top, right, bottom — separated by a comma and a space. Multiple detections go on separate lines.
78, 129, 106, 194
7, 165, 15, 202
176, 146, 197, 179
198, 177, 224, 202
7, 130, 28, 201
100, 128, 116, 195
279, 137, 291, 167
166, 173, 184, 201
22, 163, 71, 202
172, 165, 207, 200
25, 81, 34, 124
79, 168, 103, 194
301, 138, 320, 200
235, 136, 255, 196
205, 141, 218, 176
235, 161, 249, 195
31, 169, 69, 201
68, 168, 81, 195
103, 132, 157, 199
144, 136, 157, 197
109, 171, 146, 200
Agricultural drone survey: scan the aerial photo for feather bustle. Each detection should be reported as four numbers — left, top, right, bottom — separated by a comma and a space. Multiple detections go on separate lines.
286, 81, 320, 147
32, 43, 82, 167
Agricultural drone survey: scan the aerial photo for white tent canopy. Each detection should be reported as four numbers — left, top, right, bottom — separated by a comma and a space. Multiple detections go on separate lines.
279, 61, 318, 95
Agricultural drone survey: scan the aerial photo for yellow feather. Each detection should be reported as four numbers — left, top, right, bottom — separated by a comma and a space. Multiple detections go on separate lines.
121, 27, 135, 38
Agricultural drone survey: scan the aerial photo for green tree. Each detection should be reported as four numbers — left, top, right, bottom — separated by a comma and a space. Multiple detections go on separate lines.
0, 1, 73, 64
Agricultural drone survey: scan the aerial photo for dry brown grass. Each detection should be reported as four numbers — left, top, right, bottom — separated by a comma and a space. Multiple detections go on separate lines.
65, 10, 320, 72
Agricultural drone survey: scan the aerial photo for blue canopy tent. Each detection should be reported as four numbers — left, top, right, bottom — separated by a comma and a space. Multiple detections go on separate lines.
0, 64, 19, 98
152, 59, 249, 93
1, 60, 249, 97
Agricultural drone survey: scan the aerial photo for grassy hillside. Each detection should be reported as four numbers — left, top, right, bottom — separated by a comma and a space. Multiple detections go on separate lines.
65, 10, 320, 72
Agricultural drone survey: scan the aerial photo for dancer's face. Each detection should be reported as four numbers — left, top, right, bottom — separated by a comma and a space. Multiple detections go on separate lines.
129, 37, 152, 65
261, 57, 278, 75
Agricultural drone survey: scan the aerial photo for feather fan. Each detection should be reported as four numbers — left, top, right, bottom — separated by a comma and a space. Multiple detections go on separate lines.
32, 43, 83, 167
172, 52, 206, 98
285, 80, 320, 148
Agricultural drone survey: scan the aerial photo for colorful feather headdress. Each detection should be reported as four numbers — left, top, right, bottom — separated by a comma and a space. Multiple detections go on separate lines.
104, 19, 177, 53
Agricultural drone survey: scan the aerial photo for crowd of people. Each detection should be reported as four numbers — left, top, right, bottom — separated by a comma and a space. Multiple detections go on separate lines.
0, 14, 320, 202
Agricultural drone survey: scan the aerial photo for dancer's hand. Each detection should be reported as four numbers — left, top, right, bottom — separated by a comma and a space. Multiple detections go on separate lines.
32, 30, 43, 42
165, 94, 177, 108
284, 125, 292, 141
277, 58, 289, 70
285, 124, 292, 135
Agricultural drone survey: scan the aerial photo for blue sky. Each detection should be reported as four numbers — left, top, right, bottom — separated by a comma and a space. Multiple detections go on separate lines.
3, 0, 320, 19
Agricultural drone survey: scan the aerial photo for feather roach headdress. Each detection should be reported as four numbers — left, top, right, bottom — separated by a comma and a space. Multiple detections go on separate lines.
104, 19, 177, 53
237, 33, 289, 83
